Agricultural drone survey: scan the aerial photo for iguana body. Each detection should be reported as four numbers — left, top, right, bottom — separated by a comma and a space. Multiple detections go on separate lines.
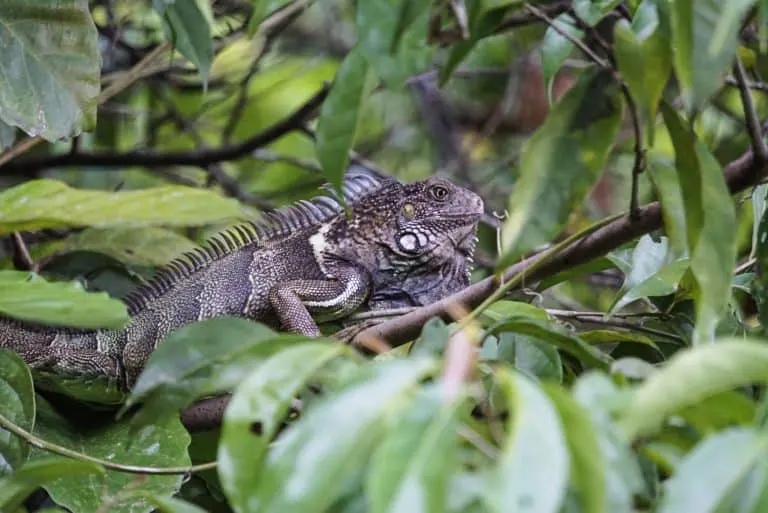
0, 169, 483, 400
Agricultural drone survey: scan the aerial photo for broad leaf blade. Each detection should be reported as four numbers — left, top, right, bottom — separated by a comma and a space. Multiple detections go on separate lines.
153, 0, 213, 86
487, 369, 569, 513
0, 350, 35, 475
0, 180, 246, 235
219, 342, 351, 513
0, 271, 128, 329
660, 428, 768, 513
618, 339, 768, 440
367, 385, 462, 513
316, 47, 371, 193
0, 0, 100, 140
0, 459, 104, 511
247, 357, 438, 512
499, 70, 623, 266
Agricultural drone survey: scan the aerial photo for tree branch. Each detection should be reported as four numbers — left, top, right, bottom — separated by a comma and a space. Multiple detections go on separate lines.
0, 85, 330, 176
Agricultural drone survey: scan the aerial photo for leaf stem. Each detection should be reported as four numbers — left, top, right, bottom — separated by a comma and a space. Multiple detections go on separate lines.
0, 411, 216, 475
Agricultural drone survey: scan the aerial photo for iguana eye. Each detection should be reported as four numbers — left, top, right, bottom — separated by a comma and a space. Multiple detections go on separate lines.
430, 185, 449, 201
402, 203, 415, 219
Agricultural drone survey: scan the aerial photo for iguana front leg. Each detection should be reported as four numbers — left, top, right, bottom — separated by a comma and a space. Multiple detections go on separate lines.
268, 266, 372, 336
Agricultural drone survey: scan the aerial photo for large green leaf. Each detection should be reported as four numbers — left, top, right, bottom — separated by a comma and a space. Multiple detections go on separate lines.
0, 0, 100, 140
486, 368, 569, 513
544, 384, 607, 513
124, 318, 317, 423
618, 338, 768, 440
367, 385, 462, 513
0, 459, 104, 511
0, 270, 128, 329
219, 342, 351, 513
499, 70, 623, 266
62, 227, 199, 267
0, 180, 246, 235
613, 0, 672, 143
316, 46, 371, 193
671, 0, 756, 111
661, 104, 737, 344
540, 14, 582, 98
660, 428, 768, 512
29, 398, 191, 513
647, 156, 688, 256
244, 357, 437, 512
573, 373, 643, 512
755, 185, 768, 331
0, 350, 35, 475
153, 0, 213, 86
356, 0, 432, 89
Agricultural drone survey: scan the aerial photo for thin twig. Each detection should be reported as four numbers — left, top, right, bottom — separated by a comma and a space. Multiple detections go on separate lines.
733, 57, 768, 164
546, 310, 686, 344
10, 232, 36, 271
0, 411, 216, 475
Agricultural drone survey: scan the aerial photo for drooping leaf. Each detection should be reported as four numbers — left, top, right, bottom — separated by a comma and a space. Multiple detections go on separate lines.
124, 318, 319, 423
613, 0, 672, 143
0, 350, 35, 475
356, 0, 432, 89
367, 385, 462, 513
120, 491, 209, 513
0, 271, 128, 329
496, 332, 564, 383
316, 47, 371, 194
499, 70, 623, 266
671, 0, 756, 111
660, 428, 768, 513
618, 338, 768, 440
218, 342, 351, 512
544, 384, 607, 513
661, 103, 737, 344
153, 0, 213, 86
0, 0, 100, 140
0, 459, 104, 512
486, 368, 569, 513
647, 156, 688, 256
540, 14, 582, 98
572, 0, 623, 25
244, 357, 437, 512
755, 184, 768, 331
0, 180, 246, 235
29, 397, 191, 513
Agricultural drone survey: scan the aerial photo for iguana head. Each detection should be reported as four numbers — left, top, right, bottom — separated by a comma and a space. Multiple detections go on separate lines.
337, 175, 485, 307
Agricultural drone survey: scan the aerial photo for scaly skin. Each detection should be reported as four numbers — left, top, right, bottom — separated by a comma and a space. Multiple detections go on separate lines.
0, 169, 483, 401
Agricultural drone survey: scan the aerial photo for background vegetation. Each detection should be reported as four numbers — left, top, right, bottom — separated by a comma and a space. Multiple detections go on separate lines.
1, 0, 768, 511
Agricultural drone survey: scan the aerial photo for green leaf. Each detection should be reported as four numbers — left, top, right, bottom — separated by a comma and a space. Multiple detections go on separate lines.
486, 368, 569, 513
540, 14, 582, 100
751, 184, 768, 259
497, 332, 564, 383
29, 397, 190, 513
124, 318, 318, 423
244, 357, 437, 512
0, 271, 128, 329
660, 428, 768, 513
0, 180, 246, 235
573, 0, 622, 25
218, 342, 350, 512
671, 0, 755, 111
543, 384, 607, 513
499, 70, 623, 266
439, 2, 499, 84
573, 373, 644, 512
489, 318, 612, 370
647, 156, 688, 256
0, 0, 100, 140
755, 184, 768, 330
613, 0, 672, 143
316, 47, 371, 193
62, 227, 199, 267
0, 350, 35, 475
618, 338, 768, 440
153, 0, 213, 86
248, 0, 294, 33
367, 385, 462, 513
356, 0, 432, 89
661, 103, 737, 344
0, 459, 104, 512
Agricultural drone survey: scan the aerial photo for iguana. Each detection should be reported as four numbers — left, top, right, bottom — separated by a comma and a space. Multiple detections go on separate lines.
0, 168, 483, 402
